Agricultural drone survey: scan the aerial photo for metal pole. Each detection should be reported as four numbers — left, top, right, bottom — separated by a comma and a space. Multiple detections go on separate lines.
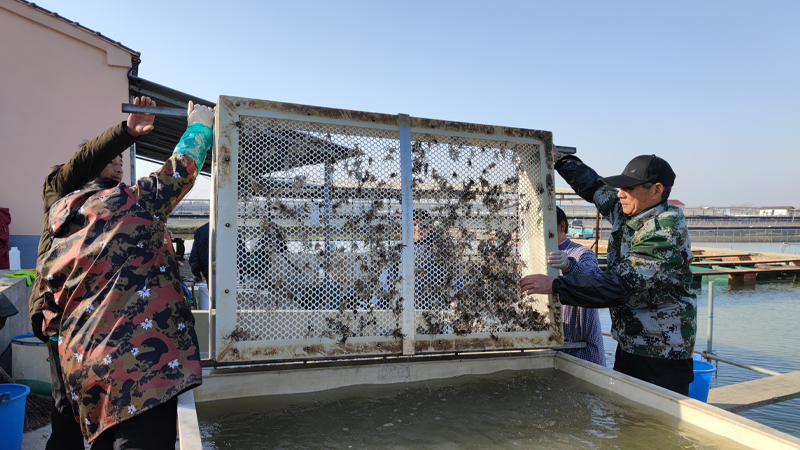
130, 143, 137, 184
324, 161, 332, 307
706, 281, 714, 359
398, 114, 415, 355
128, 96, 137, 184
702, 352, 781, 376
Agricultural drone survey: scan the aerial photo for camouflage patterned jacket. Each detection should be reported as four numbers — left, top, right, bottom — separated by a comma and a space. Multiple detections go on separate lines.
30, 122, 139, 341
36, 123, 212, 441
552, 155, 696, 360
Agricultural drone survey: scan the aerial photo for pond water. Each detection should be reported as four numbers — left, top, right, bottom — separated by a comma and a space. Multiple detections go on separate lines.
197, 370, 749, 450
187, 243, 800, 449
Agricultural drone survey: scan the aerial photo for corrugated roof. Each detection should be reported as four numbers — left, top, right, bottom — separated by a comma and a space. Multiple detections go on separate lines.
128, 75, 215, 175
14, 0, 140, 57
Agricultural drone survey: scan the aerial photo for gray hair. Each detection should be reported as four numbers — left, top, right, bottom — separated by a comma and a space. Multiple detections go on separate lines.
642, 182, 671, 203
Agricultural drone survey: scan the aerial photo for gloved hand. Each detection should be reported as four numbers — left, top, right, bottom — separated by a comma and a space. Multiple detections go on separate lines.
187, 101, 215, 129
547, 250, 571, 272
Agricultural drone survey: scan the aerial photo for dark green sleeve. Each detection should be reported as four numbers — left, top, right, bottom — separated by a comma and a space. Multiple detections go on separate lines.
47, 121, 138, 199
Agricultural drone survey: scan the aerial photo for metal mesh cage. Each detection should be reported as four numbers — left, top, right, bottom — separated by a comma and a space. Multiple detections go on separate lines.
235, 117, 404, 341
211, 97, 560, 362
408, 134, 550, 336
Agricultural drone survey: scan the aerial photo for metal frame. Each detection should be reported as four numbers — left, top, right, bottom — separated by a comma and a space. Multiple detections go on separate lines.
210, 96, 561, 363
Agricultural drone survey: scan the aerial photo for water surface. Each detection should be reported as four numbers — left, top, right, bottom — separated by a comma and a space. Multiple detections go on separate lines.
197, 370, 749, 450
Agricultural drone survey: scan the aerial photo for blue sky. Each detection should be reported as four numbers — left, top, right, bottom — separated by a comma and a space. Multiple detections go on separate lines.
42, 0, 799, 206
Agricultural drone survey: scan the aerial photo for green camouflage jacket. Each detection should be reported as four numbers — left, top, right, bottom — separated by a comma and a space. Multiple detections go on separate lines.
553, 155, 696, 360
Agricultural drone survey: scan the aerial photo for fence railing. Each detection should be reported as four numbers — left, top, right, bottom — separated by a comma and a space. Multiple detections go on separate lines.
587, 227, 800, 243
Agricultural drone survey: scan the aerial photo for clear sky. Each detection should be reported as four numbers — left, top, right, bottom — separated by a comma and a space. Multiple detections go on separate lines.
41, 0, 799, 207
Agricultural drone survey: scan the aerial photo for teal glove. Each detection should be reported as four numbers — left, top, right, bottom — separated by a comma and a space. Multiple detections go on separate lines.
171, 101, 215, 172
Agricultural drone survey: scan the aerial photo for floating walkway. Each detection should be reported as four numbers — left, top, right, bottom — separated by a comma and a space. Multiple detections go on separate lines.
690, 248, 800, 285
708, 370, 800, 413
585, 242, 800, 286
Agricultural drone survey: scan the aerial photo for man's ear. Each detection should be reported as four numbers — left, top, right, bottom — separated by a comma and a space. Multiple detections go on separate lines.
653, 183, 664, 199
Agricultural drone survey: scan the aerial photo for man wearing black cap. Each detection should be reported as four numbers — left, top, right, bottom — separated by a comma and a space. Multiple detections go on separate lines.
521, 153, 696, 395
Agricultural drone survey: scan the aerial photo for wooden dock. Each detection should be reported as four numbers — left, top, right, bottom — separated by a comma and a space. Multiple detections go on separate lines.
692, 258, 800, 266
582, 242, 800, 284
707, 371, 800, 413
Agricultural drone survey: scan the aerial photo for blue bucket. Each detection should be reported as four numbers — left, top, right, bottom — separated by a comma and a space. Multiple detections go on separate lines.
0, 383, 30, 450
688, 355, 716, 402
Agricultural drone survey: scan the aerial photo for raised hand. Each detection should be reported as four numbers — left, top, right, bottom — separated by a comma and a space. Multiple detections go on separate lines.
126, 96, 156, 137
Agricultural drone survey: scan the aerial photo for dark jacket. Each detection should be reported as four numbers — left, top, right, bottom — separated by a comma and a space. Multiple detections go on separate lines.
553, 154, 696, 360
28, 122, 138, 341
189, 222, 209, 281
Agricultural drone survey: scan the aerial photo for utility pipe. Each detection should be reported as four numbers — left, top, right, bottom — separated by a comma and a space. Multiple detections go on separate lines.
706, 281, 714, 357
701, 352, 782, 377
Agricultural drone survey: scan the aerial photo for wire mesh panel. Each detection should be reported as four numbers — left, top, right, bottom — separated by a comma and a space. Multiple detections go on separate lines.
211, 97, 561, 363
408, 134, 553, 342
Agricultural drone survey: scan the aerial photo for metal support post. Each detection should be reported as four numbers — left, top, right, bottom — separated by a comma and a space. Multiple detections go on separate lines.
128, 96, 137, 184
398, 114, 415, 355
324, 161, 332, 306
706, 281, 714, 359
130, 144, 137, 184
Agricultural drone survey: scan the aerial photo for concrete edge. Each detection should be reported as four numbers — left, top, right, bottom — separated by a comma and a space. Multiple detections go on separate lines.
183, 351, 800, 450
194, 351, 558, 403
553, 352, 800, 450
177, 391, 202, 450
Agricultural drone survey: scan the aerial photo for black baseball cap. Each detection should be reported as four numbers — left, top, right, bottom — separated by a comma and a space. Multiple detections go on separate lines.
600, 154, 675, 188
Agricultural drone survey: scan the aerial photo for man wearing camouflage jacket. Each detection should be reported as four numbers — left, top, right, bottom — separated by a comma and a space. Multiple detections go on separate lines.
521, 153, 696, 395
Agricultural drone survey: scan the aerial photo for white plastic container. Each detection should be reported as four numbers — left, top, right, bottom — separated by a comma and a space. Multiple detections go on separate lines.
197, 285, 209, 310
8, 247, 20, 271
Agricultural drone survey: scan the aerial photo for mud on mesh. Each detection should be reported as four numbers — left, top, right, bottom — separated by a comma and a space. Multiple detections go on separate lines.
235, 116, 403, 341
407, 133, 550, 336
231, 117, 551, 343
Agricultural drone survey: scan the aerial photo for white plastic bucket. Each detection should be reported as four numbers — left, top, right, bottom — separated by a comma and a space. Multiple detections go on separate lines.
12, 333, 50, 383
197, 285, 209, 310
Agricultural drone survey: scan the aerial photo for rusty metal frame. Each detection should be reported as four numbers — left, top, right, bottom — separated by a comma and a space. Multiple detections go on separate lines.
210, 95, 561, 363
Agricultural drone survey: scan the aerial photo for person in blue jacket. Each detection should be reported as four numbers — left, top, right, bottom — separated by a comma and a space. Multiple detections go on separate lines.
189, 222, 209, 282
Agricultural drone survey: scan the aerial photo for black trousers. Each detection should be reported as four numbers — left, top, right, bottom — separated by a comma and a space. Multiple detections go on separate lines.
47, 339, 85, 450
613, 346, 694, 396
89, 398, 177, 450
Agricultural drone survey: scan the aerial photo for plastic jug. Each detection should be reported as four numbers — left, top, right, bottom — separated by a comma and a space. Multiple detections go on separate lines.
9, 247, 20, 271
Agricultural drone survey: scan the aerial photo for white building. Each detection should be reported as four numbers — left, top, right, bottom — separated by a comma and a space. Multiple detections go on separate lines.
758, 206, 796, 217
